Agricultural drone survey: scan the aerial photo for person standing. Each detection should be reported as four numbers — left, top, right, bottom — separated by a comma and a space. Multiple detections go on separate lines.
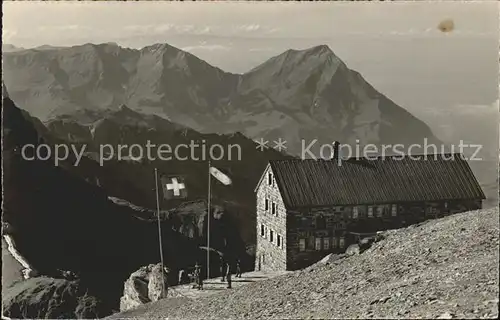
199, 269, 204, 290
178, 269, 185, 285
190, 270, 197, 289
235, 259, 242, 278
220, 255, 226, 282
163, 266, 170, 296
225, 261, 232, 289
193, 263, 200, 290
194, 263, 203, 290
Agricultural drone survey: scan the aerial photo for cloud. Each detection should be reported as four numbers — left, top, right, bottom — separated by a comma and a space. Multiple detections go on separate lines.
37, 25, 90, 32
181, 44, 231, 52
346, 27, 495, 38
249, 47, 275, 52
2, 29, 18, 42
454, 100, 500, 115
197, 26, 212, 34
237, 24, 261, 32
420, 99, 499, 117
122, 23, 277, 38
177, 25, 196, 34
123, 25, 153, 33
154, 24, 175, 33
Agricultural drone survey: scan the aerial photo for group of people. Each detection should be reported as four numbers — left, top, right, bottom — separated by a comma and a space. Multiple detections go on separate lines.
177, 257, 242, 291
178, 264, 204, 290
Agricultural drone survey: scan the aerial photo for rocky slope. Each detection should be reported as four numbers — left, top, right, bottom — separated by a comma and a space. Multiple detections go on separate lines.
110, 207, 499, 319
2, 43, 440, 155
2, 277, 103, 319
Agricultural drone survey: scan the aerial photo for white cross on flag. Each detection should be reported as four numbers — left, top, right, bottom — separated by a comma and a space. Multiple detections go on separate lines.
161, 175, 188, 200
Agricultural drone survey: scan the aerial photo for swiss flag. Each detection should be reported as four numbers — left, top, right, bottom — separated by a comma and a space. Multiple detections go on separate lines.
161, 175, 188, 200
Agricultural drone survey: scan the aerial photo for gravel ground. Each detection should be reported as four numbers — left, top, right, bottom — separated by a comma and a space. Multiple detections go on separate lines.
110, 208, 499, 319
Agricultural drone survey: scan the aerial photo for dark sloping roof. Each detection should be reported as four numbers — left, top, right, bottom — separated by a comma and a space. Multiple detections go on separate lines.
269, 154, 485, 209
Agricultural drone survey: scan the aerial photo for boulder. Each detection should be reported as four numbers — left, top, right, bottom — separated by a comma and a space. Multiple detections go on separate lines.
21, 268, 38, 280
148, 264, 168, 303
359, 237, 376, 252
357, 233, 385, 253
346, 244, 361, 256
120, 263, 168, 312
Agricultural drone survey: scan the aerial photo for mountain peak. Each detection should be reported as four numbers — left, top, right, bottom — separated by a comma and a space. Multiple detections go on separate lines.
118, 104, 133, 112
2, 44, 25, 53
306, 44, 332, 54
33, 45, 62, 51
142, 42, 177, 53
246, 44, 343, 79
270, 44, 338, 68
113, 105, 144, 120
284, 45, 334, 57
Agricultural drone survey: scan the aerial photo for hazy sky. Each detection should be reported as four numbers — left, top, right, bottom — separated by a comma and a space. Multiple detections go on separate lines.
3, 1, 499, 117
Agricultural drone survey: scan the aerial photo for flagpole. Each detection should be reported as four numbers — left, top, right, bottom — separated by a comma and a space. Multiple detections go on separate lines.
154, 168, 166, 298
207, 160, 211, 280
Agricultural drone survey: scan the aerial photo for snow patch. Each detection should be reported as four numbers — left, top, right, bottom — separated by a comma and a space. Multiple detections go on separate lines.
3, 235, 36, 280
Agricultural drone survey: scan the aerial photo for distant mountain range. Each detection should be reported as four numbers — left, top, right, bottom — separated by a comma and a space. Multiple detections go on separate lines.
3, 42, 440, 155
2, 44, 26, 52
